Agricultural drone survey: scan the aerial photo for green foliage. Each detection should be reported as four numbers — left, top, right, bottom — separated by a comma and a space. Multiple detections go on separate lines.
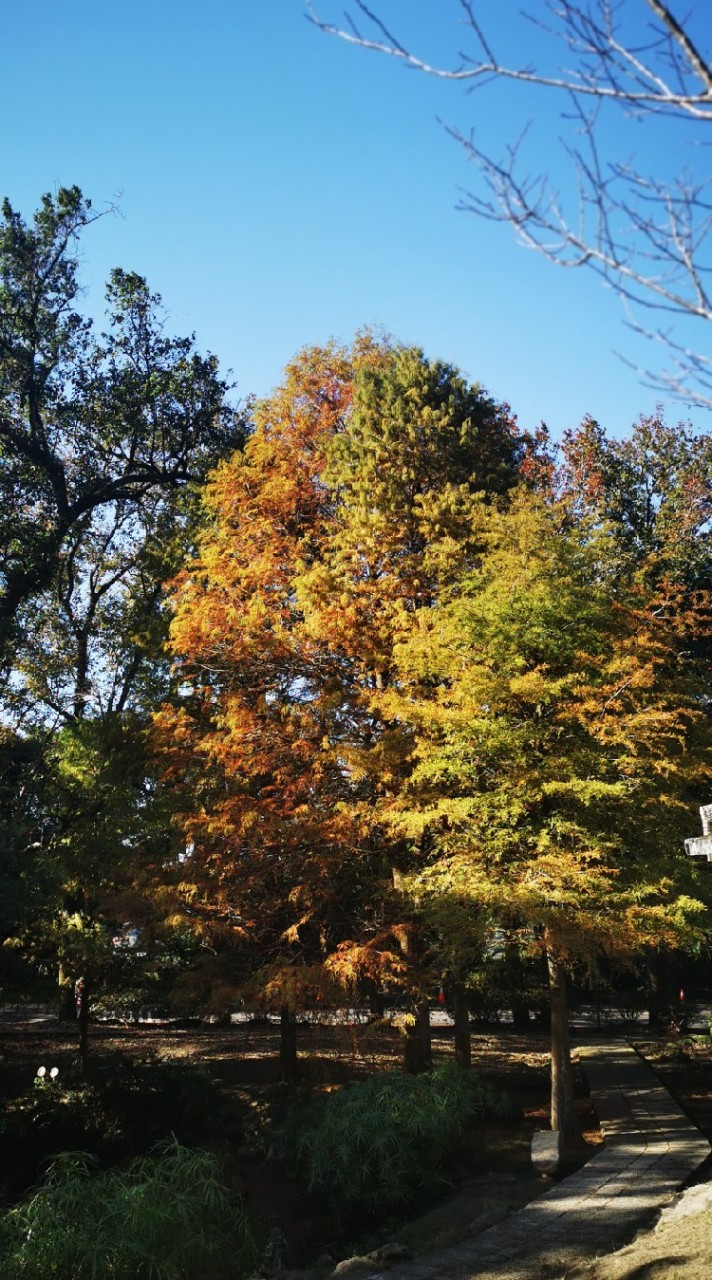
385, 489, 711, 958
560, 414, 712, 591
0, 728, 50, 945
1, 1075, 123, 1196
0, 1141, 258, 1279
8, 711, 188, 1025
0, 186, 244, 666
467, 951, 547, 1025
280, 1063, 509, 1220
326, 344, 520, 543
93, 1054, 221, 1146
0, 184, 248, 1028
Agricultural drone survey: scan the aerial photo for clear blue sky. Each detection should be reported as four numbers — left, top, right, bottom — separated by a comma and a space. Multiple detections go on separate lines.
2, 1, 707, 439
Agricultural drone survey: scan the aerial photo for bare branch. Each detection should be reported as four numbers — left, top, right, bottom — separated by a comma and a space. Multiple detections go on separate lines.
451, 116, 712, 317
645, 0, 712, 95
308, 1, 712, 117
308, 1, 712, 406
619, 313, 712, 408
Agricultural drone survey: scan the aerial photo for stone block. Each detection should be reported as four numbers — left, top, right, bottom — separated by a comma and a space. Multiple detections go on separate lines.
531, 1129, 560, 1174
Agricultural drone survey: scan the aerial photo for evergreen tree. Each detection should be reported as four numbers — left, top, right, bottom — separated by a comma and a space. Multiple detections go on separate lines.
158, 338, 521, 1071
381, 491, 711, 1150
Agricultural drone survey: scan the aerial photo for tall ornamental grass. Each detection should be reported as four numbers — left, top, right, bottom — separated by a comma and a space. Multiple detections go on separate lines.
282, 1062, 510, 1219
0, 1140, 258, 1279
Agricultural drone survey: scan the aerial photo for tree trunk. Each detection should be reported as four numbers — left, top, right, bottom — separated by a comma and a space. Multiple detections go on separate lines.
402, 1000, 431, 1074
545, 941, 582, 1159
453, 983, 472, 1068
363, 977, 385, 1020
58, 963, 75, 1021
77, 976, 90, 1076
402, 1020, 421, 1074
511, 1000, 531, 1031
505, 941, 531, 1030
416, 1000, 432, 1068
645, 951, 666, 1031
536, 953, 552, 1030
279, 1006, 298, 1083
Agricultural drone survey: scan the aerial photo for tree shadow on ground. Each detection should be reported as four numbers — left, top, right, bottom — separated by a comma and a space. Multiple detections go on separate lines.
620, 1260, 690, 1280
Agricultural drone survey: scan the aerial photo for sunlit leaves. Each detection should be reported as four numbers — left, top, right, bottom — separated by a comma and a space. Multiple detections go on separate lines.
159, 337, 521, 1005
384, 490, 711, 962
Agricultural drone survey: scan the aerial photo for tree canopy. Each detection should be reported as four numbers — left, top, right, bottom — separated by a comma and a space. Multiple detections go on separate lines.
157, 337, 523, 1031
3, 184, 711, 1122
0, 187, 246, 1044
160, 335, 711, 1110
0, 187, 245, 674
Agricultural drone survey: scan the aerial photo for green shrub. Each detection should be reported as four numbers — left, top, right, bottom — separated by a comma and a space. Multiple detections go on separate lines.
0, 1140, 258, 1279
280, 1062, 509, 1221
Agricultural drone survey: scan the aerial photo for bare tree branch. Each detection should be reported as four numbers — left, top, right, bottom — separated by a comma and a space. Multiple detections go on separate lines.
308, 1, 712, 406
308, 1, 712, 115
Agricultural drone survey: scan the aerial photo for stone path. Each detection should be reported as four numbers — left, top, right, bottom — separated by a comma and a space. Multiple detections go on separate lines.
367, 1040, 711, 1280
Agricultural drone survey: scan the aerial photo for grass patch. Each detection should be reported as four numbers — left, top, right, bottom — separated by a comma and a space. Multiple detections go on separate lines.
0, 1140, 258, 1279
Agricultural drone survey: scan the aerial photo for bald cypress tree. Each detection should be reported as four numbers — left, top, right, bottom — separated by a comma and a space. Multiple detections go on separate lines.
158, 339, 522, 1069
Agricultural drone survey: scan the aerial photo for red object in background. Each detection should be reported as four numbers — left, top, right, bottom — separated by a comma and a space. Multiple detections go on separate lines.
437, 987, 446, 1004
679, 988, 685, 1002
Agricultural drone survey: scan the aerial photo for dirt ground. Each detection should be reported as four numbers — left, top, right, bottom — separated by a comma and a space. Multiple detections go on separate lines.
571, 1204, 712, 1280
7, 1017, 710, 1276
0, 1013, 601, 1266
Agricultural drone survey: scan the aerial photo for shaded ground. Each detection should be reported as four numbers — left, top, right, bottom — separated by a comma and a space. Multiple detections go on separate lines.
635, 1034, 712, 1149
394, 1033, 712, 1280
0, 1014, 600, 1267
544, 1035, 712, 1280
571, 1200, 712, 1280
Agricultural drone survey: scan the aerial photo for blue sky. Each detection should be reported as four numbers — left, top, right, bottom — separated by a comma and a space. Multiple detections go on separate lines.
2, 1, 707, 439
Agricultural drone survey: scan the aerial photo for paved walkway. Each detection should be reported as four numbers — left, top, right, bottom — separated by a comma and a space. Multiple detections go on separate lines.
367, 1040, 711, 1280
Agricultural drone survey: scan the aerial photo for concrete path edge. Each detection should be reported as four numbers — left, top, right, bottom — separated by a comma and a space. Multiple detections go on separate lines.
362, 1040, 711, 1280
